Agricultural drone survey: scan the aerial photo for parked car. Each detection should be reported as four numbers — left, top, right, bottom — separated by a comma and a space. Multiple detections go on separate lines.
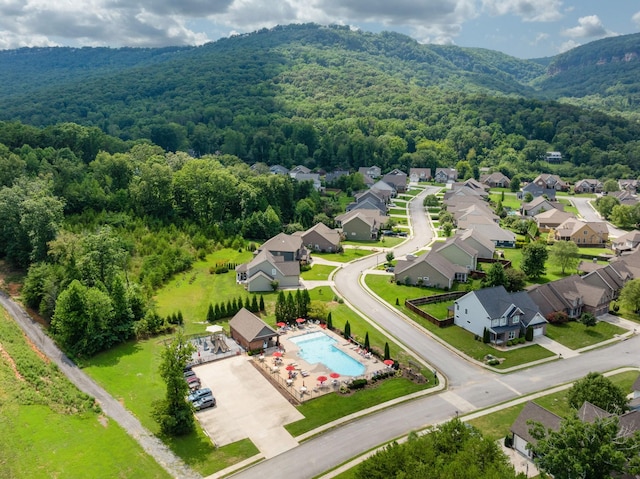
184, 370, 197, 379
382, 230, 397, 236
193, 395, 216, 410
188, 388, 212, 403
186, 375, 200, 384
397, 232, 407, 237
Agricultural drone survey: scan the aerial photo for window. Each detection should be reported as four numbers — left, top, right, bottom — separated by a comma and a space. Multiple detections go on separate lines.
456, 304, 459, 310
271, 268, 277, 276
465, 308, 468, 314
500, 317, 507, 326
491, 319, 499, 328
512, 314, 520, 323
351, 232, 356, 236
508, 330, 516, 340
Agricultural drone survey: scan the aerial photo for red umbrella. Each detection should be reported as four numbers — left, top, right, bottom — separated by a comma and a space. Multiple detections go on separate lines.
317, 375, 328, 383
329, 372, 340, 379
285, 364, 296, 371
296, 318, 305, 323
383, 359, 394, 366
276, 322, 286, 327
273, 351, 283, 357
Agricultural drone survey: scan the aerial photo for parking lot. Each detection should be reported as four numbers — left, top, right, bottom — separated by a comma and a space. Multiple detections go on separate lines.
193, 354, 304, 458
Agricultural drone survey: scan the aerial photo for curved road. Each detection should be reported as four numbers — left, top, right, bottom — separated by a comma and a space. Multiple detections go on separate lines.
0, 291, 199, 479
231, 188, 640, 479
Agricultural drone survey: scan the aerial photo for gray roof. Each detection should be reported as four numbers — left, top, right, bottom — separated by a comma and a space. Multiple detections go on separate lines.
394, 250, 456, 279
472, 286, 523, 319
229, 308, 278, 343
455, 229, 495, 255
259, 233, 303, 254
577, 402, 611, 423
511, 401, 561, 444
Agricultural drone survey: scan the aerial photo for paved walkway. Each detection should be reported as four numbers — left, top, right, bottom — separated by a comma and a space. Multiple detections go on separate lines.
533, 336, 579, 358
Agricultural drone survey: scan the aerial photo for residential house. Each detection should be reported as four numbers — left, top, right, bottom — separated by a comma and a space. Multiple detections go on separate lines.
581, 263, 629, 303
458, 220, 516, 248
610, 189, 639, 206
534, 209, 575, 231
293, 222, 341, 253
532, 174, 569, 191
269, 164, 289, 176
518, 182, 557, 201
358, 166, 381, 179
521, 196, 564, 217
371, 180, 396, 200
459, 177, 490, 193
256, 232, 308, 262
434, 168, 458, 183
527, 275, 610, 318
346, 190, 388, 214
545, 151, 563, 163
394, 251, 465, 288
574, 179, 603, 194
554, 218, 608, 246
335, 210, 387, 241
235, 250, 301, 292
434, 236, 478, 271
325, 169, 350, 183
455, 229, 495, 260
510, 401, 562, 458
382, 168, 408, 193
454, 204, 499, 226
454, 286, 547, 343
289, 165, 311, 177
409, 168, 432, 182
480, 172, 511, 188
229, 308, 279, 351
618, 179, 639, 192
291, 172, 322, 191
612, 230, 640, 255
443, 184, 488, 202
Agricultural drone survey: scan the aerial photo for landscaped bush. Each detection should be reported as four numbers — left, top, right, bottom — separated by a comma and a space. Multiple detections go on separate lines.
348, 378, 368, 390
546, 311, 569, 324
487, 359, 500, 366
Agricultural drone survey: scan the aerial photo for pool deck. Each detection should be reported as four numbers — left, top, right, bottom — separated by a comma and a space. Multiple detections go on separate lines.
254, 324, 386, 402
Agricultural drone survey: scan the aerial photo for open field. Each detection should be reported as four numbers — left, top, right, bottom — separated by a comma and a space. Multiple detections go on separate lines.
301, 264, 337, 280
0, 306, 171, 479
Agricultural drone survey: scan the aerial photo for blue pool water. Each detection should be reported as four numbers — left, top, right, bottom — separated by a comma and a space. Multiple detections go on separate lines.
289, 331, 366, 376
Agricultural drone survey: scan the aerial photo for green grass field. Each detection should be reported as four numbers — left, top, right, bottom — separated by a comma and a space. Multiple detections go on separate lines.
557, 198, 578, 215
83, 336, 259, 476
545, 320, 627, 349
489, 193, 520, 210
314, 248, 375, 263
342, 236, 405, 247
419, 300, 455, 319
301, 264, 337, 280
0, 307, 171, 479
389, 208, 407, 215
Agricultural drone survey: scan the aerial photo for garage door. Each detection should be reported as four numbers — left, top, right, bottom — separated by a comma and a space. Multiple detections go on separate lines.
533, 327, 544, 337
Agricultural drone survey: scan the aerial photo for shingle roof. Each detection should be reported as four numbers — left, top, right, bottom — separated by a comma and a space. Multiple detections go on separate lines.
511, 401, 561, 444
229, 308, 278, 343
259, 233, 303, 254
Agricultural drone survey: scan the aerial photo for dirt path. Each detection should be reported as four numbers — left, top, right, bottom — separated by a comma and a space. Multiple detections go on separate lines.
0, 291, 200, 479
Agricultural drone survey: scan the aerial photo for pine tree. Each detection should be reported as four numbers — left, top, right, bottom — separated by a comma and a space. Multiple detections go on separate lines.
384, 342, 390, 360
206, 303, 214, 323
327, 311, 333, 329
275, 291, 286, 323
251, 295, 259, 313
226, 300, 233, 317
301, 289, 311, 318
344, 320, 351, 339
238, 296, 245, 313
295, 289, 303, 318
364, 332, 370, 351
259, 295, 265, 311
214, 303, 221, 321
286, 292, 296, 322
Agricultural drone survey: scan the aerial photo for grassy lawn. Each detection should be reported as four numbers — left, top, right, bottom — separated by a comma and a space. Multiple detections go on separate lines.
392, 200, 407, 207
500, 248, 575, 285
400, 187, 425, 197
557, 198, 578, 215
467, 370, 639, 441
389, 208, 407, 215
545, 320, 627, 350
419, 300, 455, 319
364, 275, 555, 368
576, 247, 614, 256
390, 216, 409, 225
285, 377, 435, 436
314, 248, 375, 263
489, 193, 520, 210
154, 248, 258, 335
0, 307, 171, 479
301, 264, 337, 280
342, 236, 405, 248
83, 336, 259, 476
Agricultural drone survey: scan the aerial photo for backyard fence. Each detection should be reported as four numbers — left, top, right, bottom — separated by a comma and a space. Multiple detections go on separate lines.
405, 291, 466, 328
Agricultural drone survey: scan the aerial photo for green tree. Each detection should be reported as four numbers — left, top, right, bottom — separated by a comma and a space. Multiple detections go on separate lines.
275, 291, 286, 323
504, 267, 527, 292
549, 240, 579, 274
620, 278, 640, 313
603, 179, 620, 192
356, 419, 520, 479
567, 372, 629, 414
483, 262, 507, 288
206, 303, 214, 323
364, 332, 370, 351
529, 414, 640, 479
327, 311, 333, 329
594, 195, 619, 219
509, 176, 521, 193
344, 320, 351, 340
259, 295, 265, 311
250, 295, 259, 313
521, 242, 548, 279
152, 330, 196, 436
385, 251, 395, 264
610, 204, 635, 228
579, 312, 597, 327
384, 342, 390, 360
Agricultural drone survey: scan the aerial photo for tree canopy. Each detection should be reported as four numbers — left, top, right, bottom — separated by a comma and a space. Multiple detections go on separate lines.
567, 372, 629, 414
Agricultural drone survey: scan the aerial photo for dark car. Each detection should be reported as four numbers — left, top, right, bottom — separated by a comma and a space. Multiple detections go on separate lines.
188, 388, 212, 403
193, 395, 216, 410
184, 370, 197, 379
398, 232, 407, 237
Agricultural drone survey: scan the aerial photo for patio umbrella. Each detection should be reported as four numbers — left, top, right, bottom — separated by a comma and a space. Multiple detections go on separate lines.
329, 372, 340, 379
296, 318, 305, 323
383, 359, 394, 366
273, 351, 283, 357
317, 375, 328, 383
276, 322, 286, 328
285, 364, 296, 371
206, 324, 223, 333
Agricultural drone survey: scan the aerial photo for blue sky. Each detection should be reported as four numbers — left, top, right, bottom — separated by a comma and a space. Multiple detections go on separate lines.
0, 0, 638, 58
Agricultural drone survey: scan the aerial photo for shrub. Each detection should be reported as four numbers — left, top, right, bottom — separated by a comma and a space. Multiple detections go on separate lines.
518, 337, 525, 344
504, 435, 513, 448
348, 379, 368, 390
487, 359, 500, 366
214, 266, 229, 274
525, 326, 534, 341
482, 327, 490, 344
546, 311, 569, 324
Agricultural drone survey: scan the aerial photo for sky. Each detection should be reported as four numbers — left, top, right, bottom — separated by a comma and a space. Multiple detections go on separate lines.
0, 0, 638, 59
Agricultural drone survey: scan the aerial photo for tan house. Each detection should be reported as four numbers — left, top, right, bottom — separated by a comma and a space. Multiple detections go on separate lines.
335, 210, 387, 241
521, 196, 563, 216
394, 251, 466, 288
553, 218, 608, 246
235, 250, 300, 292
480, 172, 511, 188
533, 173, 569, 191
534, 208, 575, 231
229, 308, 279, 351
527, 275, 610, 317
611, 230, 640, 255
293, 222, 341, 253
382, 169, 408, 193
574, 179, 603, 194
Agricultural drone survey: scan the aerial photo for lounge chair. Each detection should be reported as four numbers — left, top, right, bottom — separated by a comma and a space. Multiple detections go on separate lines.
301, 370, 310, 377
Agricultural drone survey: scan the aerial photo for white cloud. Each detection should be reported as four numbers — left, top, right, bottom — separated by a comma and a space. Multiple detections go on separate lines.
482, 0, 563, 22
562, 15, 614, 39
558, 39, 579, 53
632, 11, 640, 27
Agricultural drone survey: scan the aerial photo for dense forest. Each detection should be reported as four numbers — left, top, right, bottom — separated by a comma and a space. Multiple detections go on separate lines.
2, 24, 640, 359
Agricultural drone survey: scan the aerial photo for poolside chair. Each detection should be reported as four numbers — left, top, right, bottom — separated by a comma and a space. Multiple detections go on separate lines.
301, 370, 310, 377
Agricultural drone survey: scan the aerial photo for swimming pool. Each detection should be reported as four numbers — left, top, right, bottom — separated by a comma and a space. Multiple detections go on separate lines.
289, 331, 366, 377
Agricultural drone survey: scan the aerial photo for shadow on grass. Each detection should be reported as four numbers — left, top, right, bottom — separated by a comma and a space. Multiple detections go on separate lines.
81, 339, 145, 368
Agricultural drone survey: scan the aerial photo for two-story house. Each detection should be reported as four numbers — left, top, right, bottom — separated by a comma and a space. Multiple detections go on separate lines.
293, 222, 341, 253
553, 218, 608, 246
382, 169, 408, 194
480, 172, 511, 188
394, 251, 466, 288
409, 168, 432, 182
574, 179, 603, 194
434, 168, 458, 183
527, 275, 610, 318
358, 166, 381, 179
454, 286, 547, 343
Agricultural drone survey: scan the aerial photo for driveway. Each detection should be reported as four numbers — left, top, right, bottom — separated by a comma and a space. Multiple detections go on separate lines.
194, 355, 303, 458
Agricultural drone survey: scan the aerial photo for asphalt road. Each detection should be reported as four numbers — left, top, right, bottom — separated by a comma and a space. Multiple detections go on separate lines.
230, 188, 640, 479
571, 196, 626, 238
